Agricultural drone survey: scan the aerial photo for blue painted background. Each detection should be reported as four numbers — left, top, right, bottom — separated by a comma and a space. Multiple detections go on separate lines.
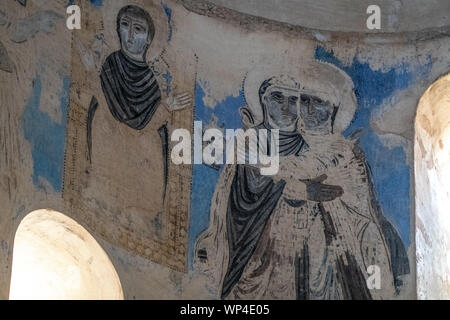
187, 46, 432, 268
162, 1, 173, 42
67, 0, 102, 7
21, 0, 432, 269
315, 46, 432, 248
188, 85, 245, 267
22, 74, 70, 193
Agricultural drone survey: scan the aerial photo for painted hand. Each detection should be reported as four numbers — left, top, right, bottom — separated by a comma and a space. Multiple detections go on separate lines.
301, 174, 344, 202
166, 90, 192, 111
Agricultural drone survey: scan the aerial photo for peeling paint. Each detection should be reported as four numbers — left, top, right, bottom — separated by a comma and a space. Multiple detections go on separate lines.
10, 10, 63, 43
188, 83, 245, 268
21, 74, 70, 192
162, 2, 173, 42
314, 46, 433, 248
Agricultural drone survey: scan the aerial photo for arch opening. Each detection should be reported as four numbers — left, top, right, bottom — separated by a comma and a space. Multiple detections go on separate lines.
415, 73, 450, 299
9, 209, 124, 300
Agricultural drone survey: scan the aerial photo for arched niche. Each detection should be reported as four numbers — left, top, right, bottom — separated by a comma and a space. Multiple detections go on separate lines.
415, 73, 450, 299
9, 209, 124, 300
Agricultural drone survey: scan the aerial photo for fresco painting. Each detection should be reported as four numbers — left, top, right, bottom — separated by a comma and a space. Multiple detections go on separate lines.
56, 0, 424, 298
193, 63, 409, 299
63, 1, 196, 271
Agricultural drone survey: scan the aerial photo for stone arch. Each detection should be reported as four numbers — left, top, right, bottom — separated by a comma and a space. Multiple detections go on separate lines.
415, 72, 450, 299
9, 209, 124, 300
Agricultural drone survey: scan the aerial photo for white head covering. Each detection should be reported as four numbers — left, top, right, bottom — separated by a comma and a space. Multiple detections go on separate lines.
243, 60, 357, 134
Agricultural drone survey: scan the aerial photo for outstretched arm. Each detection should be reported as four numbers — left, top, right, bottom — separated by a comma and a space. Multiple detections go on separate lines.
301, 174, 344, 202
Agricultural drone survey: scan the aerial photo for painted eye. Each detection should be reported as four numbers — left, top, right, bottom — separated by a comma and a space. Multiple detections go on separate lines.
271, 92, 284, 102
289, 96, 298, 104
134, 24, 147, 33
300, 94, 310, 103
312, 97, 324, 104
121, 21, 129, 28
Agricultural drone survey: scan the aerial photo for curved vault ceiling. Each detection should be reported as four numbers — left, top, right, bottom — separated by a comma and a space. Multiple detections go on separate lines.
185, 0, 450, 33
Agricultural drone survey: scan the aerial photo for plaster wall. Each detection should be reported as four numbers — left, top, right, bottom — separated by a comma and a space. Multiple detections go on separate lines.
205, 0, 450, 32
0, 0, 449, 299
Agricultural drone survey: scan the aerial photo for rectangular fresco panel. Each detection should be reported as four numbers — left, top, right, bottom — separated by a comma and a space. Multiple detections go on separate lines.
63, 0, 195, 272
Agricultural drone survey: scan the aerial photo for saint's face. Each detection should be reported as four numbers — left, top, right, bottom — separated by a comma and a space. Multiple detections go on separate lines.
119, 13, 151, 60
263, 86, 299, 130
299, 93, 333, 131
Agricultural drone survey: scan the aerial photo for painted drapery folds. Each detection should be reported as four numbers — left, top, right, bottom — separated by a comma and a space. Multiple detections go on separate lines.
63, 1, 195, 271
100, 50, 162, 130
194, 63, 409, 299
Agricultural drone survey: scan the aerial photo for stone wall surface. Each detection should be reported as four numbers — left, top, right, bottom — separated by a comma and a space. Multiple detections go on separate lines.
0, 0, 449, 299
415, 74, 450, 300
